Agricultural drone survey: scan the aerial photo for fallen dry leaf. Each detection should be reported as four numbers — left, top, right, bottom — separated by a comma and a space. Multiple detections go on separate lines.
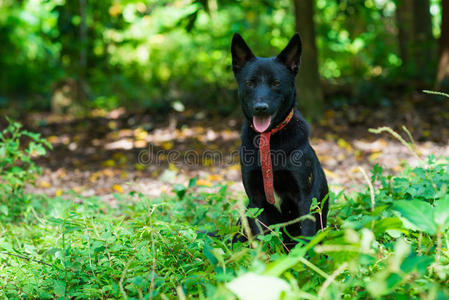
39, 181, 51, 188
112, 184, 124, 193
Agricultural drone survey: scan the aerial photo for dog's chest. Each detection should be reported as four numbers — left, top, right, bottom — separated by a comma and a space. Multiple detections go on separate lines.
271, 169, 303, 211
273, 169, 300, 195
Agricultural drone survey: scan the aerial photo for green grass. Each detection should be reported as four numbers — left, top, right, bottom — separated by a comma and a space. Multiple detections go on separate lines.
1, 120, 449, 299
1, 157, 449, 299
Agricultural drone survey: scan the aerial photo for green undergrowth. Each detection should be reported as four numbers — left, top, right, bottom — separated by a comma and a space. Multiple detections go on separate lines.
1, 122, 449, 299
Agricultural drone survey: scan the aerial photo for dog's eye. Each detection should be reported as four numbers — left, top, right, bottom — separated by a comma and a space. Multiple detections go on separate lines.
272, 80, 281, 87
246, 81, 255, 88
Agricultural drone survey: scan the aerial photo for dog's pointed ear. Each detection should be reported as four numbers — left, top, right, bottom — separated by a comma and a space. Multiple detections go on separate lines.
231, 33, 255, 74
276, 33, 302, 74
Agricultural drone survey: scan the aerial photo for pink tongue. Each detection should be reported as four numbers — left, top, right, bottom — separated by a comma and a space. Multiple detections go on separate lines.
253, 115, 271, 133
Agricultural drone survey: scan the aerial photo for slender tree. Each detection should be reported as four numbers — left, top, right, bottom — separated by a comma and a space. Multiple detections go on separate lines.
437, 0, 449, 90
293, 0, 324, 119
79, 0, 88, 99
395, 0, 435, 79
413, 0, 434, 76
396, 0, 414, 66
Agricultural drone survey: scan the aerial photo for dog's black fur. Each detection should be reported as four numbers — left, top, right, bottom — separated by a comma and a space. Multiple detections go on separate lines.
231, 33, 329, 247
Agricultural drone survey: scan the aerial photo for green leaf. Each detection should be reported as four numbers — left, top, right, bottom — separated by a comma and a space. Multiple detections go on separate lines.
28, 142, 47, 156
22, 131, 41, 141
47, 217, 65, 225
0, 205, 8, 216
245, 207, 263, 218
393, 200, 438, 235
173, 184, 187, 200
264, 247, 306, 276
130, 276, 145, 288
434, 195, 449, 230
226, 272, 292, 300
203, 242, 218, 266
401, 254, 433, 275
188, 176, 197, 188
35, 144, 47, 155
54, 280, 66, 297
0, 146, 5, 159
373, 217, 405, 235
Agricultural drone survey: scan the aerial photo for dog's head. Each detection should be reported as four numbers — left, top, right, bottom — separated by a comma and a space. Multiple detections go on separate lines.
231, 33, 301, 133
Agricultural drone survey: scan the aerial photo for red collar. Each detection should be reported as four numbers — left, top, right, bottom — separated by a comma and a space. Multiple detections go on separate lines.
254, 109, 294, 205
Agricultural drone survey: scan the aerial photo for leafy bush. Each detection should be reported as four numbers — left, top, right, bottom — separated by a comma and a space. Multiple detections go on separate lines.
1, 0, 441, 112
0, 118, 51, 219
0, 152, 448, 298
1, 120, 449, 298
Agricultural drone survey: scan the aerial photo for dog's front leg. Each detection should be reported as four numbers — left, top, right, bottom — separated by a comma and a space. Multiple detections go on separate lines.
297, 194, 318, 237
294, 174, 327, 237
297, 186, 329, 237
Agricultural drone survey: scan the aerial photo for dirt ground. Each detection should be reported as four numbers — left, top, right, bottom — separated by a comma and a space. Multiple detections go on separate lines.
23, 92, 449, 205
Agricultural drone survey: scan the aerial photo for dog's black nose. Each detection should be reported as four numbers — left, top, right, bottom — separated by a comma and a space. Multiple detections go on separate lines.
254, 103, 268, 113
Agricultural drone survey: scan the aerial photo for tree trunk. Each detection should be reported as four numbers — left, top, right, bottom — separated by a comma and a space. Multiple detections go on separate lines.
395, 0, 435, 79
436, 0, 449, 90
396, 0, 414, 66
79, 0, 89, 100
293, 0, 324, 120
412, 0, 434, 77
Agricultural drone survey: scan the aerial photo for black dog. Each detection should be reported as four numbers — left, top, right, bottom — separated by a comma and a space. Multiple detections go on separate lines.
231, 33, 329, 247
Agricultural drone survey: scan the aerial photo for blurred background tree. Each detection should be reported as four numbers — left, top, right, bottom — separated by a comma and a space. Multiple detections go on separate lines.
437, 0, 449, 89
0, 0, 446, 118
294, 0, 324, 119
396, 0, 435, 80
